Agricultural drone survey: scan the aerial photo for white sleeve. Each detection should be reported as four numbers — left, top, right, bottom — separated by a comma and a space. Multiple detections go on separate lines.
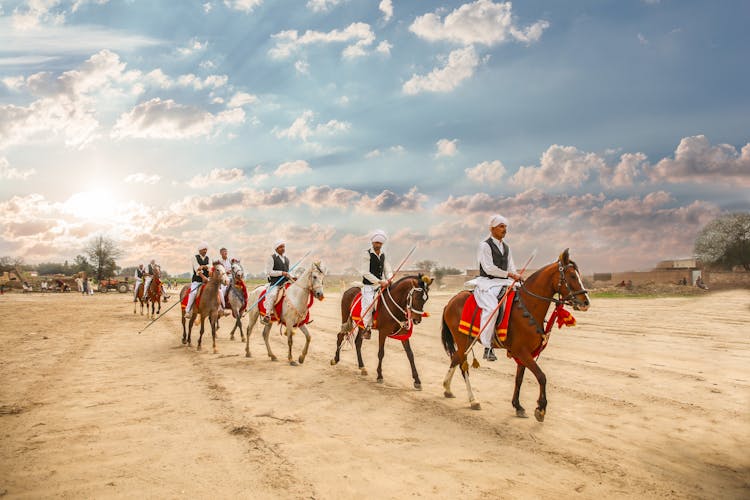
477, 241, 509, 278
507, 247, 517, 275
361, 250, 379, 284
383, 257, 393, 281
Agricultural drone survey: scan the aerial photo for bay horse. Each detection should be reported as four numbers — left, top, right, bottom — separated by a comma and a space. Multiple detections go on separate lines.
144, 265, 162, 318
244, 261, 326, 365
441, 249, 590, 421
330, 274, 433, 390
181, 263, 230, 352
133, 277, 147, 315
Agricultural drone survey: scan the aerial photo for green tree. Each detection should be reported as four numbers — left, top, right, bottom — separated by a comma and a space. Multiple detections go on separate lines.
414, 260, 437, 272
72, 255, 96, 276
37, 261, 68, 275
85, 235, 123, 280
694, 212, 750, 271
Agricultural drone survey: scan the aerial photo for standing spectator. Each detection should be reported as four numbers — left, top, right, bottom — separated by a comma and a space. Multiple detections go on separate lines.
88, 278, 95, 295
75, 275, 83, 293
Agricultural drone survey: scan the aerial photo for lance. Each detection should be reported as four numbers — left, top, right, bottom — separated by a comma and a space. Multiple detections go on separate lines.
339, 245, 417, 352
464, 249, 537, 357
245, 249, 312, 315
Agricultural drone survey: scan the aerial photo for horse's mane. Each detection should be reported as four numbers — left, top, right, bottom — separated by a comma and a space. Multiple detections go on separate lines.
524, 258, 579, 285
389, 274, 425, 288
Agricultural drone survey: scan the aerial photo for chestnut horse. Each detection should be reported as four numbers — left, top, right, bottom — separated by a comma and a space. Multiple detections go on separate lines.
331, 275, 433, 390
180, 263, 230, 352
144, 265, 162, 318
440, 249, 590, 421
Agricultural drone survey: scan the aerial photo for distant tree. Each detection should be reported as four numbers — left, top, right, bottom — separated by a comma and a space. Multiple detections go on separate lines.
37, 261, 68, 275
72, 254, 96, 276
0, 256, 24, 271
694, 212, 750, 271
414, 260, 438, 273
120, 266, 138, 278
85, 235, 123, 280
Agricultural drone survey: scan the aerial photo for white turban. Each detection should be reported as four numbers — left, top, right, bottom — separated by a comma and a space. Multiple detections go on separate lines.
371, 230, 387, 244
489, 214, 508, 228
197, 242, 208, 252
273, 239, 286, 250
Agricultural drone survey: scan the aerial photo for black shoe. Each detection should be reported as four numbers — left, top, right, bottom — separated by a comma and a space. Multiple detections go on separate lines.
363, 327, 372, 339
483, 348, 497, 362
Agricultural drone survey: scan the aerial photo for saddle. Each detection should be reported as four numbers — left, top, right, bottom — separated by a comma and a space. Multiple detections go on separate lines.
350, 292, 413, 341
224, 280, 249, 318
257, 284, 312, 327
458, 290, 516, 346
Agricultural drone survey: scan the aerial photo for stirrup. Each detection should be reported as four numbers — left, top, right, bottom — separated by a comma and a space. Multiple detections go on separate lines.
363, 327, 372, 339
261, 315, 271, 325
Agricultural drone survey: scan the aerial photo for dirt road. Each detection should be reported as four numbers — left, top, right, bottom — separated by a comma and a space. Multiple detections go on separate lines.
1, 289, 748, 499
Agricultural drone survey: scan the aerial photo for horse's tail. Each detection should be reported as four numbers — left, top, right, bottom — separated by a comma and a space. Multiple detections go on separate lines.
441, 314, 456, 357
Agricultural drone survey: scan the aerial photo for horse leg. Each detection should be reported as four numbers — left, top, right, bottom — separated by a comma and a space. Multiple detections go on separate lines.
262, 324, 277, 361
460, 362, 481, 410
297, 325, 311, 364
401, 339, 421, 390
443, 354, 460, 398
287, 326, 297, 366
515, 352, 547, 421
187, 313, 195, 347
355, 329, 367, 376
197, 316, 205, 351
244, 314, 256, 358
211, 314, 218, 354
376, 332, 386, 384
181, 310, 187, 345
512, 364, 528, 418
330, 321, 350, 367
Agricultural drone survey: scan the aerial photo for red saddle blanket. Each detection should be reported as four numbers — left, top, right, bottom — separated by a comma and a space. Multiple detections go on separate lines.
257, 284, 313, 327
458, 291, 516, 344
180, 284, 220, 311
350, 292, 413, 341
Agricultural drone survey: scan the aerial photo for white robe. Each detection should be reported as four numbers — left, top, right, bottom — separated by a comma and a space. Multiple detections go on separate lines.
360, 248, 393, 328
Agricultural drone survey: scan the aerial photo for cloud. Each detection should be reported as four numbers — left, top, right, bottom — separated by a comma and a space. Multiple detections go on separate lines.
269, 22, 376, 60
112, 98, 245, 140
275, 160, 311, 177
227, 91, 258, 108
177, 38, 207, 57
359, 186, 426, 212
511, 144, 606, 188
124, 172, 160, 184
403, 46, 479, 95
600, 152, 648, 188
365, 145, 405, 159
188, 168, 246, 188
375, 40, 392, 56
223, 0, 263, 13
306, 0, 345, 12
274, 110, 350, 143
409, 0, 549, 46
465, 160, 505, 185
649, 135, 750, 186
379, 0, 393, 22
295, 60, 310, 75
435, 138, 459, 158
0, 157, 36, 180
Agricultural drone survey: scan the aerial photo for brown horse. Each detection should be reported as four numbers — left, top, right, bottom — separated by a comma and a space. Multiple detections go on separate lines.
440, 249, 590, 421
133, 277, 147, 315
331, 275, 433, 390
180, 263, 229, 353
144, 265, 162, 318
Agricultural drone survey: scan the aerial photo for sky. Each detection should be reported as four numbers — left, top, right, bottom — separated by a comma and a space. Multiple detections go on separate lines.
1, 0, 749, 276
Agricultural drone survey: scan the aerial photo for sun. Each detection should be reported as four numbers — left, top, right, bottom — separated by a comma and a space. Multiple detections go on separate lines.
64, 189, 119, 221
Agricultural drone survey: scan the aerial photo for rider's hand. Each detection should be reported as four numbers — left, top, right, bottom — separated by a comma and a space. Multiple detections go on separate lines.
283, 272, 291, 278
379, 280, 388, 289
509, 272, 521, 281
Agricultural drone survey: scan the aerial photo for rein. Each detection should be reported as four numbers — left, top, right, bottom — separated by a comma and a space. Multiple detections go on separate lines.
520, 261, 588, 306
380, 279, 428, 336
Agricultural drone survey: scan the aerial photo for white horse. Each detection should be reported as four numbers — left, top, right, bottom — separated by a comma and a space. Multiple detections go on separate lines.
226, 262, 248, 341
244, 261, 326, 365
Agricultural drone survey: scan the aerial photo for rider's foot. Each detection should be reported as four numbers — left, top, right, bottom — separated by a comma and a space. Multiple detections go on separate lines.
483, 348, 497, 362
261, 314, 271, 325
363, 326, 372, 339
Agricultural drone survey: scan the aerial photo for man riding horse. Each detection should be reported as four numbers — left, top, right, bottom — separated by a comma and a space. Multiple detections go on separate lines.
185, 243, 210, 316
217, 247, 234, 314
143, 259, 157, 299
262, 239, 293, 324
133, 263, 145, 302
468, 214, 521, 361
360, 229, 392, 339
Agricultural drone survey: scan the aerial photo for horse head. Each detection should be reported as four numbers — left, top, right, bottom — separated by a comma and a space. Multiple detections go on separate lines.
231, 262, 244, 281
211, 262, 230, 286
409, 274, 433, 324
554, 248, 590, 311
310, 260, 326, 301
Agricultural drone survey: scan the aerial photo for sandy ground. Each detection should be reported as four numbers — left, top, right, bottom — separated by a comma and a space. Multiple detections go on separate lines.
0, 288, 748, 499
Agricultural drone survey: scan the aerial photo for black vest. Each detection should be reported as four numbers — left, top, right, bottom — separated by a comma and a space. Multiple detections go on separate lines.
147, 264, 155, 275
479, 238, 509, 278
192, 254, 210, 283
268, 253, 290, 283
136, 268, 144, 279
363, 250, 386, 285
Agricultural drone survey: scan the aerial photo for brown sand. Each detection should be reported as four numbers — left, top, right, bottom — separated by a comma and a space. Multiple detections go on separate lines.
1, 289, 748, 499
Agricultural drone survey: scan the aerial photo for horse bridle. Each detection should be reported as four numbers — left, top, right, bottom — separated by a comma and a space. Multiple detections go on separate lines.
520, 261, 589, 307
381, 280, 429, 333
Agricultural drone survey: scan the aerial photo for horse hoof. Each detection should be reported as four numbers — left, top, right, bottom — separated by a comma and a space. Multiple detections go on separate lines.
245, 352, 251, 358
196, 346, 202, 351
298, 356, 305, 364
213, 348, 218, 354
471, 402, 482, 410
377, 378, 384, 384
444, 391, 455, 399
270, 356, 278, 362
330, 359, 338, 366
289, 360, 298, 366
414, 383, 422, 391
534, 408, 545, 422
182, 339, 186, 345
516, 409, 528, 418
230, 335, 234, 341
360, 368, 368, 376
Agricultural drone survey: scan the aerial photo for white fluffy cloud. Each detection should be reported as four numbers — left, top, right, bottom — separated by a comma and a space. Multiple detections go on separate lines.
0, 157, 36, 180
227, 91, 258, 108
466, 160, 505, 185
650, 135, 750, 186
512, 144, 606, 188
223, 0, 262, 12
379, 0, 393, 22
275, 110, 350, 143
306, 0, 345, 12
435, 138, 459, 158
112, 98, 245, 140
403, 46, 480, 95
188, 167, 246, 188
124, 172, 160, 184
275, 160, 311, 177
269, 22, 376, 60
409, 0, 549, 46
